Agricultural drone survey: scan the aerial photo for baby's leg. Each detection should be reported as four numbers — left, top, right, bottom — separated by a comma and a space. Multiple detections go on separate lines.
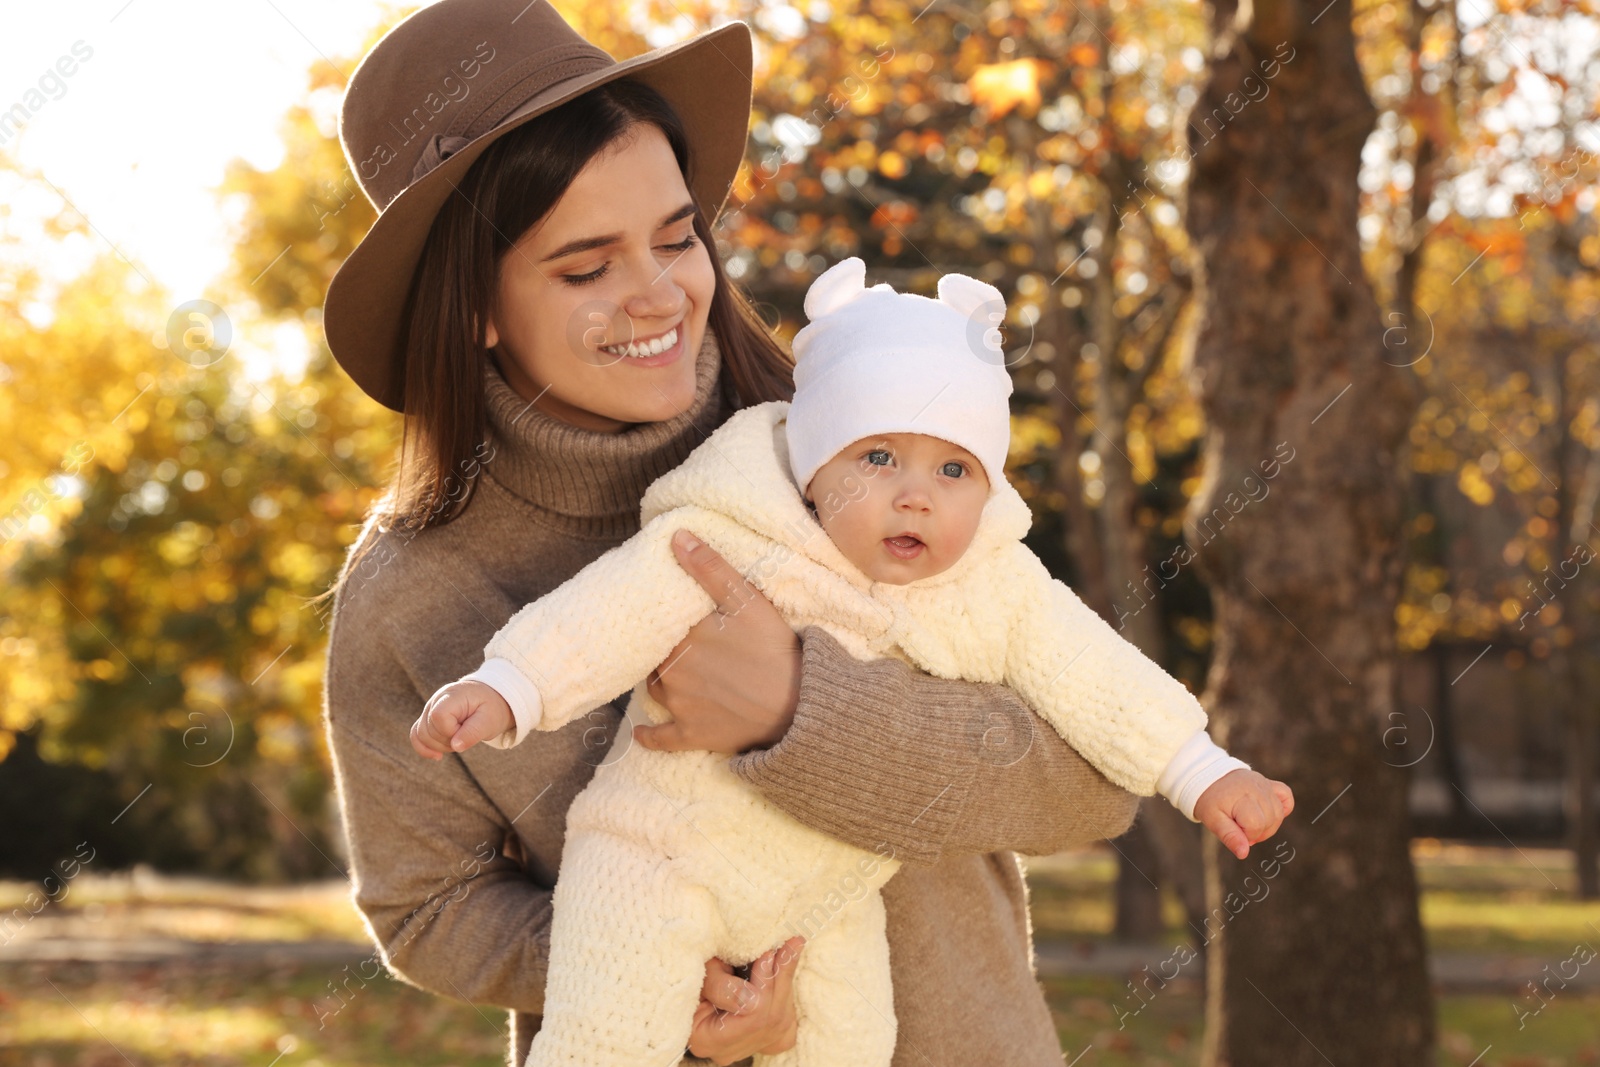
526, 827, 721, 1067
756, 888, 896, 1067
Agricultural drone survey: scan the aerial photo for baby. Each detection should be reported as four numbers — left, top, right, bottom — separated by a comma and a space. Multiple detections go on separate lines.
413, 257, 1292, 1067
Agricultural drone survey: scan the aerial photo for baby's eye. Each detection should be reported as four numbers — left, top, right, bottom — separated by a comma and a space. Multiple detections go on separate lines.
941, 461, 966, 477
865, 449, 892, 467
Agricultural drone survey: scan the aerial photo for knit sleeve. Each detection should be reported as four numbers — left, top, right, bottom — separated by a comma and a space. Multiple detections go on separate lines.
476, 506, 726, 734
323, 580, 555, 1016
725, 624, 1142, 868
1000, 545, 1209, 797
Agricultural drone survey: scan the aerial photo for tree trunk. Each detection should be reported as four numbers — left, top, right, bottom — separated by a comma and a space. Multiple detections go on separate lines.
1428, 641, 1472, 834
1558, 382, 1600, 898
1086, 183, 1181, 942
1182, 0, 1435, 1060
1040, 159, 1206, 938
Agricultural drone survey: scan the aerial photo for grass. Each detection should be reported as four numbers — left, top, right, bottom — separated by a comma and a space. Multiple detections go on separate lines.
1021, 840, 1600, 1065
1043, 975, 1600, 1066
1024, 839, 1600, 959
1412, 839, 1600, 958
0, 960, 506, 1067
3, 841, 1599, 1065
8, 964, 1595, 1067
0, 870, 367, 945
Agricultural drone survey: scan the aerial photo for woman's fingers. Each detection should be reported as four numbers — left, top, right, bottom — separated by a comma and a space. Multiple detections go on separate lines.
670, 529, 735, 602
687, 941, 806, 1061
646, 529, 802, 754
671, 529, 767, 622
686, 983, 773, 1061
632, 720, 690, 752
751, 936, 805, 992
699, 957, 754, 1014
750, 937, 804, 1054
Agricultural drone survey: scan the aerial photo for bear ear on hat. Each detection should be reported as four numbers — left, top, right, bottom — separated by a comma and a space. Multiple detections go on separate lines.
936, 272, 1005, 321
804, 257, 869, 320
938, 272, 1008, 364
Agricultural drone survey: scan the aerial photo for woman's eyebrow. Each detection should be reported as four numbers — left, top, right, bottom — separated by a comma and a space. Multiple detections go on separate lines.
540, 203, 697, 264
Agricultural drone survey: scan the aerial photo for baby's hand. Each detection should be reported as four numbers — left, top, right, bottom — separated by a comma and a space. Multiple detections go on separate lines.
410, 680, 514, 760
1193, 770, 1294, 860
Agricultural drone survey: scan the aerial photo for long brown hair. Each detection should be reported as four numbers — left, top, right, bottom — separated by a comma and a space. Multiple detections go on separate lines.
322, 78, 792, 602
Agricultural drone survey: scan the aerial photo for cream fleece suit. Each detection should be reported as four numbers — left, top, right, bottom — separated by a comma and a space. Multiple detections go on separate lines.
460, 397, 1242, 1067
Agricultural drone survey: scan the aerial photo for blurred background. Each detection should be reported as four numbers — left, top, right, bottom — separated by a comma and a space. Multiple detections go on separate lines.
1, 0, 1598, 1063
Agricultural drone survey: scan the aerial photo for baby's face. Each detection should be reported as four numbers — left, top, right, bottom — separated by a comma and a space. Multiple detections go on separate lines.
803, 432, 991, 585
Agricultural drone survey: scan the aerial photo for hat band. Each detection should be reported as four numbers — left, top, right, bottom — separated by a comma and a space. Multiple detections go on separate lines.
411, 134, 474, 184
407, 42, 613, 185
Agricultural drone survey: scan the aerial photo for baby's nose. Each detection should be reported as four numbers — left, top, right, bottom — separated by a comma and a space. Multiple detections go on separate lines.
896, 489, 931, 510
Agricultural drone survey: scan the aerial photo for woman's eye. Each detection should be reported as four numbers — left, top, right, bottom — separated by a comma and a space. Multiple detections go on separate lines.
941, 461, 966, 477
563, 264, 608, 286
659, 233, 699, 254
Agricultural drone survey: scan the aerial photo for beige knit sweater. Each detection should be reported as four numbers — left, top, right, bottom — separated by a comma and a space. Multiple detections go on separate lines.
321, 328, 1141, 1067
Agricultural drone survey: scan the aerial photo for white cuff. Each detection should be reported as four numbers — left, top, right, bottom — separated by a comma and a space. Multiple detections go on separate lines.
1155, 728, 1250, 821
457, 657, 544, 749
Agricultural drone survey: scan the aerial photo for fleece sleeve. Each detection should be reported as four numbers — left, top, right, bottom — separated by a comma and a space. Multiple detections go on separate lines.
1156, 729, 1252, 820
1001, 545, 1211, 798
457, 506, 735, 741
727, 624, 1142, 868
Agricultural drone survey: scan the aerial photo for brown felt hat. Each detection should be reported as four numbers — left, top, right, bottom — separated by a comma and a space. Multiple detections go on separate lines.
323, 0, 753, 412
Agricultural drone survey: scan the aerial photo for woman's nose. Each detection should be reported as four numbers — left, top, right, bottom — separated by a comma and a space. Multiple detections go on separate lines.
623, 259, 685, 324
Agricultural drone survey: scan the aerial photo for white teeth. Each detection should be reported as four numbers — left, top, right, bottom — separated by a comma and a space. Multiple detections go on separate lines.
603, 326, 678, 358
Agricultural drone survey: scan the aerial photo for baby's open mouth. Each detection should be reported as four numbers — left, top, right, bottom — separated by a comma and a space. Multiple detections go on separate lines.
883, 535, 926, 560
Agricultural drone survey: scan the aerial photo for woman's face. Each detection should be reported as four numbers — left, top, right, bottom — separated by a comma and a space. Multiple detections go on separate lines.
485, 124, 715, 433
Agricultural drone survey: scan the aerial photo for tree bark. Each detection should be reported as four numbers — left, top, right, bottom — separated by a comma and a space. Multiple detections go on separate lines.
1182, 0, 1435, 1060
1428, 640, 1472, 834
1555, 356, 1600, 898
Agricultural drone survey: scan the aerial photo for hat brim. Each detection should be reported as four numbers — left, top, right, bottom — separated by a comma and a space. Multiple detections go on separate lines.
323, 21, 753, 412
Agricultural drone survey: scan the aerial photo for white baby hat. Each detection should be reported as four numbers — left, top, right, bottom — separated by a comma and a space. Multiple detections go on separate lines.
785, 257, 1015, 499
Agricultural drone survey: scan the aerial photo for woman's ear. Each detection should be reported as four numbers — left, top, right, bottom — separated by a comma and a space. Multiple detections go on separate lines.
482, 315, 499, 349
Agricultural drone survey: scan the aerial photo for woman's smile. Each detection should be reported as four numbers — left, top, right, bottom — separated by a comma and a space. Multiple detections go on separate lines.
599, 323, 683, 366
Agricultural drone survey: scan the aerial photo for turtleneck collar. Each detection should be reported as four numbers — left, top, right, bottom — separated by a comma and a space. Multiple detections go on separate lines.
481, 327, 734, 540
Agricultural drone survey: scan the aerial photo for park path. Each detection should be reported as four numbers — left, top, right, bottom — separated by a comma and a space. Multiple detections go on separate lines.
4, 931, 1595, 994
6, 852, 1596, 997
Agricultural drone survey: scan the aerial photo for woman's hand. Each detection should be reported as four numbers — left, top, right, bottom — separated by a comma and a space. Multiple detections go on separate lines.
634, 530, 802, 755
688, 937, 805, 1064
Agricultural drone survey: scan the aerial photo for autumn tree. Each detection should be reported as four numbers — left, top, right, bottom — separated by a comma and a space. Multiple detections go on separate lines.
1181, 0, 1434, 1061
0, 55, 391, 876
1359, 0, 1600, 893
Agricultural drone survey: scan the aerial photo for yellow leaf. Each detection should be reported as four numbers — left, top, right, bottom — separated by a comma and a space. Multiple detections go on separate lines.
969, 59, 1045, 119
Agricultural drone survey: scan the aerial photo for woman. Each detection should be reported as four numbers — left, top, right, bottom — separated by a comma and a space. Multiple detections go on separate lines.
317, 2, 1141, 1065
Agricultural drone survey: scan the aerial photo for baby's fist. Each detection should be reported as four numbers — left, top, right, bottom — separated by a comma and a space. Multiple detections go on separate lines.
1194, 770, 1294, 860
410, 680, 514, 760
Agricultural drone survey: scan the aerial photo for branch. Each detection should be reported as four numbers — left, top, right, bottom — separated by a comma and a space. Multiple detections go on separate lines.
1125, 285, 1191, 397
